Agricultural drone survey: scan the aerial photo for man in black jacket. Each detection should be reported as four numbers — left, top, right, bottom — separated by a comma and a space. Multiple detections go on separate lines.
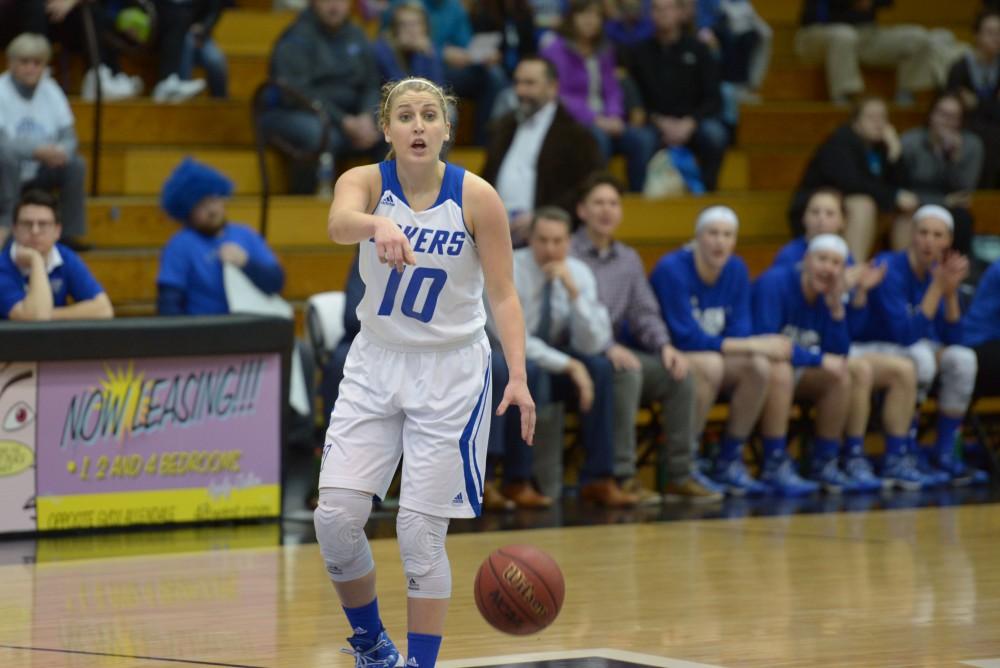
480, 56, 602, 245
260, 0, 384, 194
627, 0, 728, 191
790, 96, 918, 261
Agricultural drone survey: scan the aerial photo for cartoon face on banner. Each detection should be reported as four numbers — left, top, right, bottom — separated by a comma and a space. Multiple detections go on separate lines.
0, 362, 38, 533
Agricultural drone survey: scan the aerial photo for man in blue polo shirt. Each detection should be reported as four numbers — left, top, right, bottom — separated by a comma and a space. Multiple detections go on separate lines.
0, 189, 112, 321
157, 158, 285, 315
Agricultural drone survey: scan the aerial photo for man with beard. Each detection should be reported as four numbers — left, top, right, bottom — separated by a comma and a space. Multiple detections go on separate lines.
480, 55, 601, 246
156, 158, 285, 315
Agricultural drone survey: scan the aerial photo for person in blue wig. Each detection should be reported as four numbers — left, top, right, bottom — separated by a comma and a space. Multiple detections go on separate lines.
157, 158, 285, 315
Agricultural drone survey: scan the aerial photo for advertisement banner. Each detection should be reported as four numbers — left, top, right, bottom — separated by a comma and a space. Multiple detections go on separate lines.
0, 362, 38, 534
34, 353, 281, 531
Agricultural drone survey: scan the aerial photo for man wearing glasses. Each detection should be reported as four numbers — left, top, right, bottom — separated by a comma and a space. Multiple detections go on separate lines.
0, 189, 112, 321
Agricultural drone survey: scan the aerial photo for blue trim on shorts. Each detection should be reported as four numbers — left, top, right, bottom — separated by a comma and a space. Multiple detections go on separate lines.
459, 354, 491, 517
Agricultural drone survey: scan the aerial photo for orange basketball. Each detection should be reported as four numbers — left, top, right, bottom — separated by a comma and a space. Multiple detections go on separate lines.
473, 544, 565, 635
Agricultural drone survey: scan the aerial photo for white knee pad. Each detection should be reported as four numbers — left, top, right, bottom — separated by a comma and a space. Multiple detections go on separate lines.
397, 507, 451, 599
314, 487, 375, 582
938, 346, 978, 414
907, 341, 938, 402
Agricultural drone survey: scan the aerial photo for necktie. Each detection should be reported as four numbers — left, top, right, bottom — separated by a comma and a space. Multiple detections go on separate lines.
536, 280, 553, 343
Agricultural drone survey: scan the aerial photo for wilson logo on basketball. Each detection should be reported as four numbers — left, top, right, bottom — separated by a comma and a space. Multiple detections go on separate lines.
502, 563, 548, 618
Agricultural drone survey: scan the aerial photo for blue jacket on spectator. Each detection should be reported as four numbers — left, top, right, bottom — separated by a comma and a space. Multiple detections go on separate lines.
0, 240, 103, 319
650, 246, 752, 352
157, 224, 285, 316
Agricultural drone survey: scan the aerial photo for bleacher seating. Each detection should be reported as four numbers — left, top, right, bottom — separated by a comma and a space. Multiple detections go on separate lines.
42, 0, 992, 335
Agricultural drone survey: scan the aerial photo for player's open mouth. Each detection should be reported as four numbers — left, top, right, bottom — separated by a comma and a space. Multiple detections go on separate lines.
411, 139, 427, 150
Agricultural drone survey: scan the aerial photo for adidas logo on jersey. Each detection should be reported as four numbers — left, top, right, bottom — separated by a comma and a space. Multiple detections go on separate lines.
408, 577, 419, 591
381, 193, 395, 207
407, 658, 420, 667
452, 492, 464, 505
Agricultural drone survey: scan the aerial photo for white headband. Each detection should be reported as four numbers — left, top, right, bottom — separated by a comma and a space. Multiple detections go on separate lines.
913, 204, 954, 231
695, 206, 739, 234
807, 233, 849, 259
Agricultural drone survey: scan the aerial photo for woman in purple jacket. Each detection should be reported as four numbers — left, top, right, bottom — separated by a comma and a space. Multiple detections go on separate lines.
540, 0, 655, 192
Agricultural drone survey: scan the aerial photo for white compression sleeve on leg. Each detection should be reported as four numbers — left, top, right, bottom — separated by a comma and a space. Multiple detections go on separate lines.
938, 345, 978, 414
314, 487, 375, 582
397, 507, 451, 599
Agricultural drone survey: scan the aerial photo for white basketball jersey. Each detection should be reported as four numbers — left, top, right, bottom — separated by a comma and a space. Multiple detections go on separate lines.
356, 161, 486, 351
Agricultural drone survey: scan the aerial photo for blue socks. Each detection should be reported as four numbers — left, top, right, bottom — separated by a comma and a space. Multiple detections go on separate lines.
719, 434, 745, 461
344, 598, 383, 647
813, 437, 841, 463
762, 436, 787, 463
407, 632, 442, 668
884, 434, 909, 458
934, 415, 963, 457
844, 435, 864, 459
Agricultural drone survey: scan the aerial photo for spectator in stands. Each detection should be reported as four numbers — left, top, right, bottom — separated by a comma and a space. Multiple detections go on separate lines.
790, 96, 918, 262
899, 92, 982, 255
387, 0, 507, 144
500, 206, 639, 507
947, 10, 1000, 188
262, 0, 384, 194
605, 0, 654, 55
650, 206, 815, 496
157, 158, 285, 315
178, 0, 229, 99
0, 189, 112, 321
693, 0, 772, 103
852, 205, 983, 485
151, 0, 211, 102
774, 188, 917, 492
541, 0, 655, 192
467, 0, 537, 77
374, 2, 446, 84
964, 258, 1000, 402
481, 56, 602, 245
42, 0, 144, 101
794, 0, 958, 106
752, 235, 877, 493
571, 173, 722, 502
627, 0, 728, 192
0, 33, 88, 250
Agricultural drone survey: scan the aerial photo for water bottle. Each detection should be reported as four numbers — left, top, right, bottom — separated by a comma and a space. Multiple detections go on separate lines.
316, 151, 334, 199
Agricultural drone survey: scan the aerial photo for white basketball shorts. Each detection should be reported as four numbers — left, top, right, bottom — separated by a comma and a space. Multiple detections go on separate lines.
319, 331, 492, 518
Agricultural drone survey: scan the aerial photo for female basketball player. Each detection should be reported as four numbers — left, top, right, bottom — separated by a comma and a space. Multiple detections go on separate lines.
315, 78, 535, 668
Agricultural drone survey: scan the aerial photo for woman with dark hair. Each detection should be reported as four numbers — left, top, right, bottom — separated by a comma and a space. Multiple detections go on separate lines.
899, 92, 983, 254
540, 0, 654, 191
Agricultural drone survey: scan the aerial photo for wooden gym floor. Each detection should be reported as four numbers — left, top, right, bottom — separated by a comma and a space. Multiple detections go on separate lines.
2, 498, 1000, 668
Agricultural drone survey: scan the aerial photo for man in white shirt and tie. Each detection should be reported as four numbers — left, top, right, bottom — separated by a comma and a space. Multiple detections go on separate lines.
495, 206, 639, 508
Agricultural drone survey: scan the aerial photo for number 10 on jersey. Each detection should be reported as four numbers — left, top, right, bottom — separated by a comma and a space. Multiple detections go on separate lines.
377, 267, 448, 323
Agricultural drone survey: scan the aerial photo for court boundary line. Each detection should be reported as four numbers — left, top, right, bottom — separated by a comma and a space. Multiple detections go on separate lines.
438, 647, 726, 668
0, 644, 269, 668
